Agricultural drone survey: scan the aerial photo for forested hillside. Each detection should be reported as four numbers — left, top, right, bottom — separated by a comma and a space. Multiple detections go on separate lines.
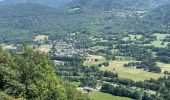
69, 0, 170, 11
0, 0, 170, 44
0, 45, 89, 100
0, 3, 64, 43
146, 3, 170, 30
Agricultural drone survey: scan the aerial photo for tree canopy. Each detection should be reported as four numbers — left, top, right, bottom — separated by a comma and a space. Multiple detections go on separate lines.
0, 45, 89, 100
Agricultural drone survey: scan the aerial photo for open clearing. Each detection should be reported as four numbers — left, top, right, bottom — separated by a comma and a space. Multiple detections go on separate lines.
144, 33, 170, 48
84, 55, 106, 66
89, 92, 132, 100
100, 61, 164, 81
70, 82, 81, 88
153, 33, 169, 40
34, 35, 49, 41
157, 62, 170, 72
38, 44, 52, 53
122, 34, 142, 41
145, 40, 169, 48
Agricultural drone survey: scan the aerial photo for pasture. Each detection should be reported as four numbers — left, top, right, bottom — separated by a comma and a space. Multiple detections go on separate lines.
157, 62, 170, 72
153, 33, 169, 40
38, 44, 52, 53
100, 61, 164, 81
84, 55, 106, 66
145, 40, 169, 48
34, 35, 49, 41
122, 34, 142, 41
70, 82, 81, 88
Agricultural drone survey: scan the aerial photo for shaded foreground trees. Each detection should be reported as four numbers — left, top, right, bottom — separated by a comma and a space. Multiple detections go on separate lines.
0, 45, 89, 100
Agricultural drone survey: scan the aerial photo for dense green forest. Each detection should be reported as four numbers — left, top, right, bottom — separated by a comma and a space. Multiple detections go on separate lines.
0, 0, 170, 43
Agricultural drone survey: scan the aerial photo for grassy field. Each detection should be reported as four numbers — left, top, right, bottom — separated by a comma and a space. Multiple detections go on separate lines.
100, 61, 164, 81
144, 33, 170, 48
122, 34, 142, 41
115, 56, 134, 61
157, 62, 170, 72
89, 92, 132, 100
153, 33, 169, 40
84, 55, 106, 66
145, 40, 169, 48
34, 35, 49, 41
38, 44, 52, 53
70, 82, 81, 88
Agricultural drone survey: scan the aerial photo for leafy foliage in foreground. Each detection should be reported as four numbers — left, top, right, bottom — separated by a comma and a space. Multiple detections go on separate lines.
0, 45, 89, 100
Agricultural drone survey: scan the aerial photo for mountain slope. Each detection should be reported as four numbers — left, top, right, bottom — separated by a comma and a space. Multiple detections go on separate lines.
147, 3, 170, 26
69, 0, 170, 11
0, 0, 73, 7
0, 3, 57, 17
139, 3, 170, 33
0, 0, 170, 44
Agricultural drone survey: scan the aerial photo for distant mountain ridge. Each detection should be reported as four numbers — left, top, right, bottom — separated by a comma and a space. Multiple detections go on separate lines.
0, 0, 73, 7
0, 3, 57, 17
69, 0, 170, 11
0, 0, 170, 43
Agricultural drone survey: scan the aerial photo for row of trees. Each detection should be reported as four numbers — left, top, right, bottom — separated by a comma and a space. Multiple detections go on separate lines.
101, 83, 157, 100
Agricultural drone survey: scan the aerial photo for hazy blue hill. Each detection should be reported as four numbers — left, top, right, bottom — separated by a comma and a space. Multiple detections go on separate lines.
0, 3, 57, 17
69, 0, 170, 11
0, 0, 73, 7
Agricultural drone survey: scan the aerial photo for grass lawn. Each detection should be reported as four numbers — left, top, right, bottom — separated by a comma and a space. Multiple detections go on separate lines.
38, 44, 52, 53
115, 56, 134, 61
100, 61, 164, 81
70, 82, 81, 88
122, 37, 130, 41
122, 34, 142, 41
89, 92, 132, 100
34, 35, 49, 41
144, 33, 170, 48
157, 62, 170, 72
89, 36, 108, 42
84, 55, 106, 66
153, 33, 169, 40
145, 40, 169, 48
